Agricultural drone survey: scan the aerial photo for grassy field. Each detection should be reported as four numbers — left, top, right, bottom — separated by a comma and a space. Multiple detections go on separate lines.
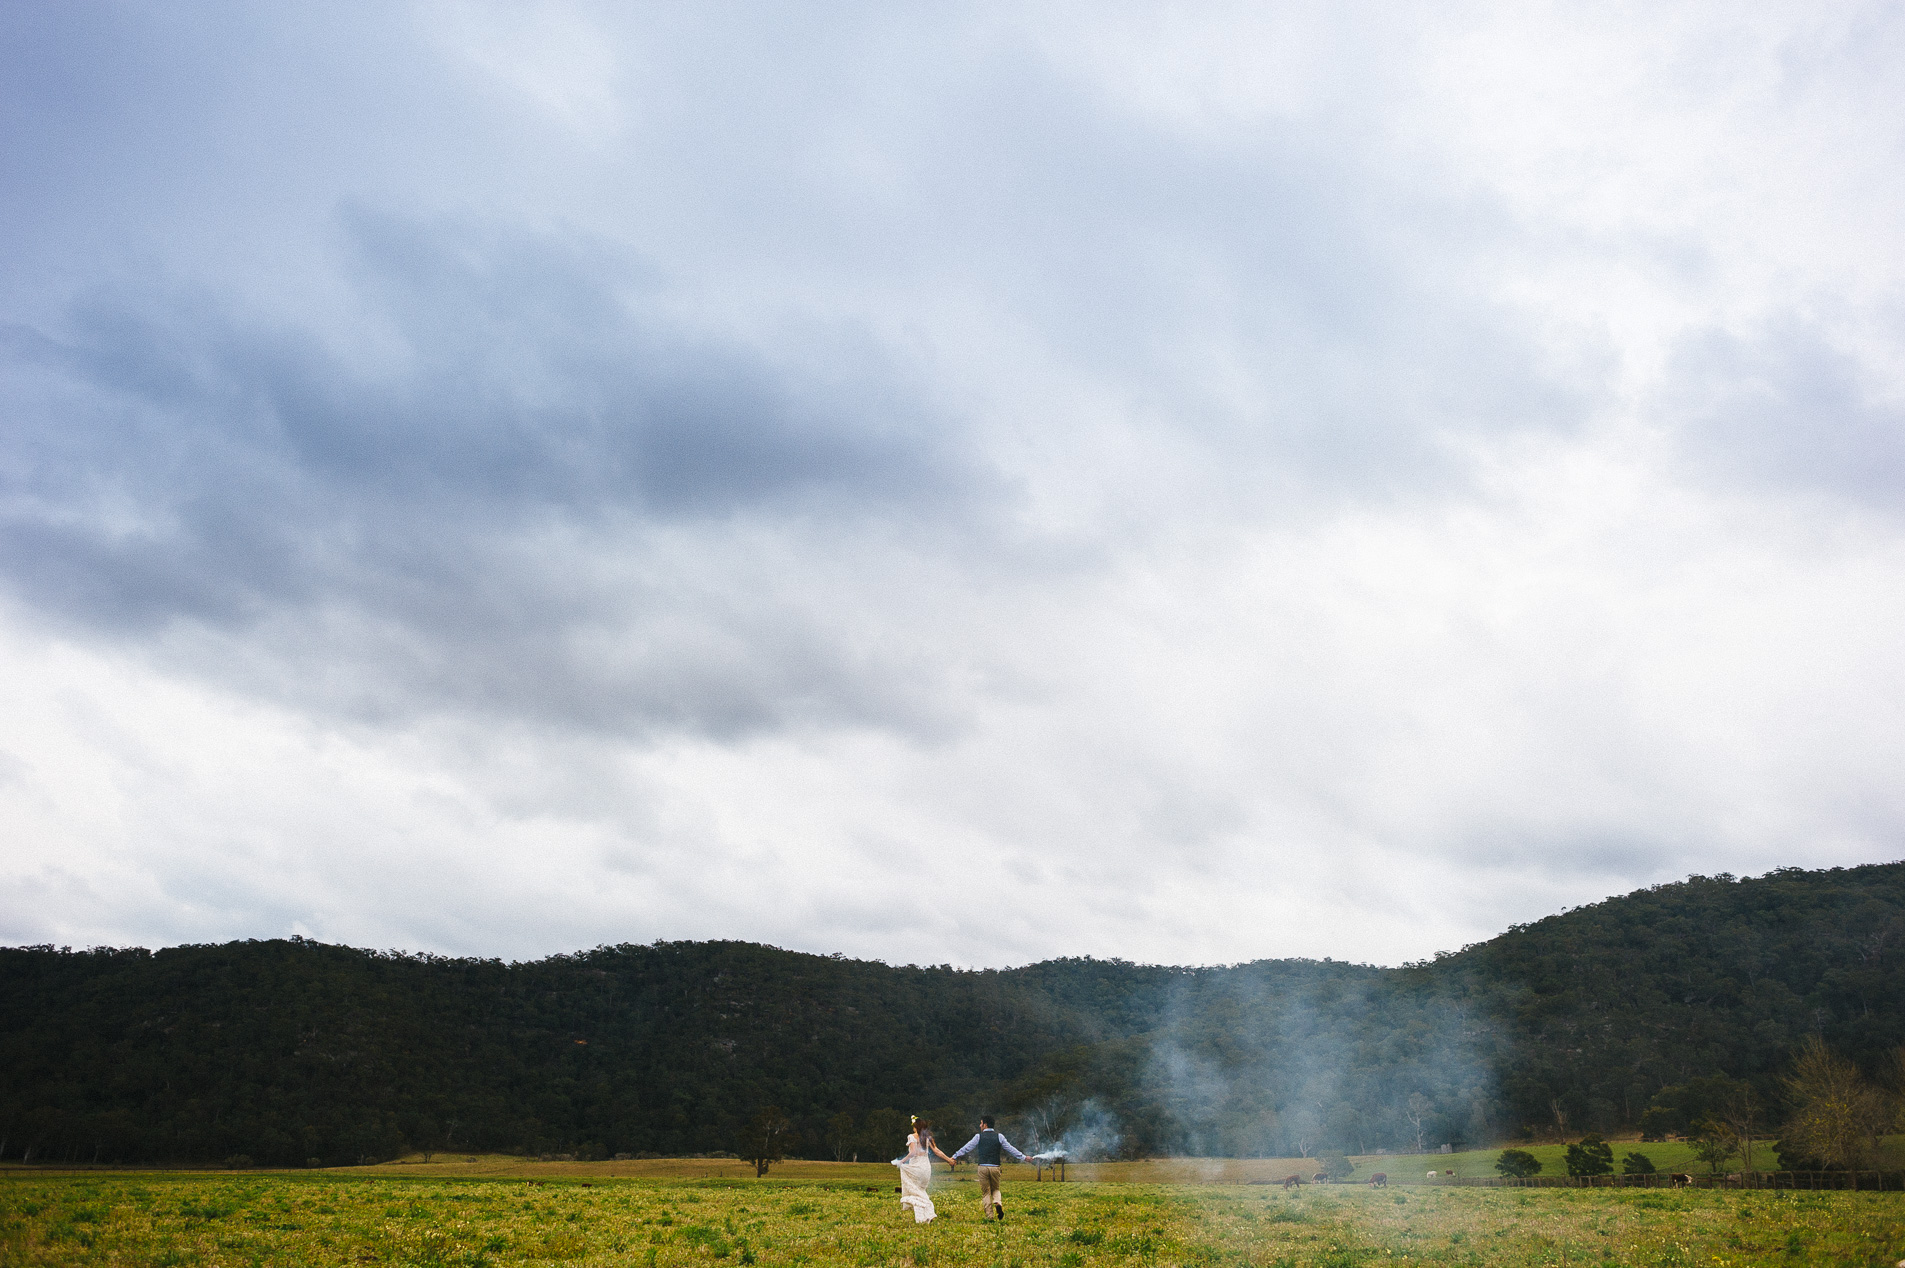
246, 1140, 1778, 1185
5, 1165, 1904, 1267
1354, 1141, 1769, 1180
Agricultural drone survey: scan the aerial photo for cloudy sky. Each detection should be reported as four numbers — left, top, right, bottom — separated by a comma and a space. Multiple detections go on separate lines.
3, 2, 1903, 968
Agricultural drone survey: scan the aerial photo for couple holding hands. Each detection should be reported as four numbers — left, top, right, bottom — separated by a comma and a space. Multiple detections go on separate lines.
896, 1114, 1029, 1224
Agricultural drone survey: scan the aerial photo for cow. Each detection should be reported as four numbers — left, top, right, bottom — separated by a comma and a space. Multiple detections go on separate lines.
1282, 1174, 1303, 1191
1368, 1173, 1388, 1188
1669, 1174, 1692, 1188
1312, 1172, 1329, 1184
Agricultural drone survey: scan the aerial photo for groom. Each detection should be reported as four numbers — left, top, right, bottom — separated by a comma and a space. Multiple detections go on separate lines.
950, 1115, 1030, 1221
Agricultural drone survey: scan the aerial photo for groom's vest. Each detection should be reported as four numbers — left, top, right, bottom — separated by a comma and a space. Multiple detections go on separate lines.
973, 1129, 1004, 1166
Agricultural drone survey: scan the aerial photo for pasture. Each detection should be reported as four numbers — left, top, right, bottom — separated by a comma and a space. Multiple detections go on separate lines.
4, 1165, 1903, 1267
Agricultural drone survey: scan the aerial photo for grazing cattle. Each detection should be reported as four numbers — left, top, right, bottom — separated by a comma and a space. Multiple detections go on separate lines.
1669, 1174, 1692, 1188
1368, 1173, 1388, 1188
1282, 1174, 1303, 1190
1312, 1172, 1328, 1184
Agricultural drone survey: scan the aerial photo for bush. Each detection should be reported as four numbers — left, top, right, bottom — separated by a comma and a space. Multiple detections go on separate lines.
222, 1154, 255, 1169
1620, 1151, 1655, 1175
1318, 1152, 1354, 1180
1565, 1134, 1613, 1177
305, 1157, 322, 1169
1495, 1149, 1541, 1178
1774, 1138, 1826, 1171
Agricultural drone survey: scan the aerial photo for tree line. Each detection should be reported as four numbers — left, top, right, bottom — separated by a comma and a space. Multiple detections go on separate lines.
1489, 1034, 1905, 1179
2, 862, 1902, 1167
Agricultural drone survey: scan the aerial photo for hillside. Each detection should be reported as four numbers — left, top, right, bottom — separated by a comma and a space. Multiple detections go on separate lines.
2, 862, 1901, 1166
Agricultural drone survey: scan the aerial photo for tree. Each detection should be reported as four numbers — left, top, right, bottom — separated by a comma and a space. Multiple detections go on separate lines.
1620, 1151, 1655, 1175
1779, 1036, 1886, 1170
857, 1109, 910, 1164
1638, 1074, 1748, 1142
1325, 1103, 1364, 1155
5, 862, 1905, 1169
1287, 1108, 1319, 1159
739, 1106, 792, 1178
1713, 1085, 1760, 1172
1317, 1151, 1353, 1181
1563, 1134, 1612, 1177
1689, 1121, 1733, 1174
1404, 1094, 1433, 1156
1888, 1044, 1905, 1133
825, 1112, 856, 1162
1636, 1107, 1678, 1142
1495, 1149, 1541, 1178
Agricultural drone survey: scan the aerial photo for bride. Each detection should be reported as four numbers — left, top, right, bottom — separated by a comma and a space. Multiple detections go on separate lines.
894, 1115, 957, 1223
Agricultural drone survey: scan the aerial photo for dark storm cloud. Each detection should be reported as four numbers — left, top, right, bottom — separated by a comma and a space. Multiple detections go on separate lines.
0, 210, 990, 736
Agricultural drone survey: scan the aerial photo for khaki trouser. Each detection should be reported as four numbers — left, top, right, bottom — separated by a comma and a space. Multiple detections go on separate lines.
977, 1164, 1002, 1214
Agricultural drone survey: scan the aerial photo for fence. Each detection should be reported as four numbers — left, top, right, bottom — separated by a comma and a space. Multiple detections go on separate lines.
1420, 1170, 1905, 1191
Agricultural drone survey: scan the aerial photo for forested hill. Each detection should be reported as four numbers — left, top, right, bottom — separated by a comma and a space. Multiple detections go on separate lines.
3, 862, 1901, 1166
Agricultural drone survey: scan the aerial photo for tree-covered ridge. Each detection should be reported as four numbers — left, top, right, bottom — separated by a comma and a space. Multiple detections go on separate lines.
2, 862, 1901, 1166
1436, 865, 1905, 1133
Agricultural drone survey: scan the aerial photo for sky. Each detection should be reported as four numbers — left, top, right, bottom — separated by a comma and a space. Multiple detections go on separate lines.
3, 2, 1903, 969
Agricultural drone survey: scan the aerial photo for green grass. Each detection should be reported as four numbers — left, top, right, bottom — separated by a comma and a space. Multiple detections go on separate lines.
3, 1171, 1902, 1266
1363, 1139, 1761, 1178
1372, 1133, 1905, 1180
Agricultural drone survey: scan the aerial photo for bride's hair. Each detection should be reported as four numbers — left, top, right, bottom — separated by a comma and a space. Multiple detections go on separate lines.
913, 1118, 932, 1144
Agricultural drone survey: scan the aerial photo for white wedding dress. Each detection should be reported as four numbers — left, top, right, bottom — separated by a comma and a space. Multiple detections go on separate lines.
895, 1133, 936, 1222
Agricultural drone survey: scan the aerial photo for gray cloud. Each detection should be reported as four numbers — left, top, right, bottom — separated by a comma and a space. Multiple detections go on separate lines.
1667, 319, 1905, 510
3, 3, 1903, 966
2, 209, 997, 738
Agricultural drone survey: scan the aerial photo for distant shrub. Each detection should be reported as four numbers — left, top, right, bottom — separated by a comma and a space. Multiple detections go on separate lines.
1495, 1149, 1541, 1178
1620, 1151, 1655, 1175
305, 1157, 322, 1169
1318, 1152, 1354, 1180
222, 1154, 255, 1170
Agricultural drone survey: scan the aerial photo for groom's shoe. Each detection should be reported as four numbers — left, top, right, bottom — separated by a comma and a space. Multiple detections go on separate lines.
996, 1203, 1005, 1222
